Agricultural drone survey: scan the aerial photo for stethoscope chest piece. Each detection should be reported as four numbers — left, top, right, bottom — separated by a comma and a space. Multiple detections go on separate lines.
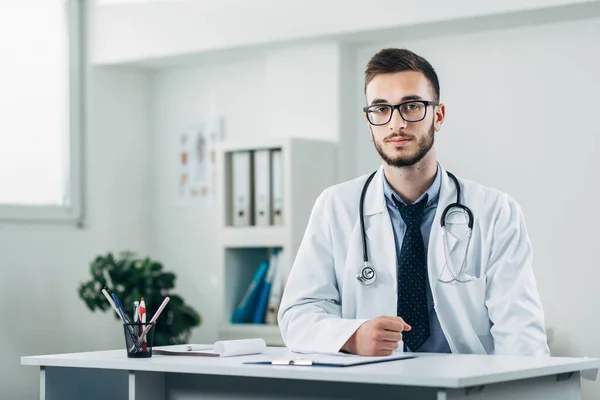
356, 262, 377, 285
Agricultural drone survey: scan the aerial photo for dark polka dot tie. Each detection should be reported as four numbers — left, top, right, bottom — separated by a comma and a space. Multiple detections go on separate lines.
394, 194, 430, 352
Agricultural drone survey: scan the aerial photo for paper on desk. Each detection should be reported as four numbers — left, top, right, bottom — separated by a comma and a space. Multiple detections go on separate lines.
185, 344, 214, 351
283, 350, 411, 365
154, 339, 266, 357
213, 338, 266, 357
290, 348, 403, 357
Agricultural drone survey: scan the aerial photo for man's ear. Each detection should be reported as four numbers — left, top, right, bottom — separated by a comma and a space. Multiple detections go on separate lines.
434, 103, 446, 132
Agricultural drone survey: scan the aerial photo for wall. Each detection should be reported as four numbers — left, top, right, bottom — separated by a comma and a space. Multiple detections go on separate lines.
147, 41, 351, 343
91, 0, 597, 65
355, 15, 600, 398
148, 56, 267, 343
0, 68, 150, 399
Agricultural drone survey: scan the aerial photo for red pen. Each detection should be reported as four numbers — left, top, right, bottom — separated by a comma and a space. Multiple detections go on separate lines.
139, 298, 147, 351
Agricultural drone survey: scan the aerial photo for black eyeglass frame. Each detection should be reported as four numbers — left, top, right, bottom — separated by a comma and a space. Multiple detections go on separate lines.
363, 100, 440, 126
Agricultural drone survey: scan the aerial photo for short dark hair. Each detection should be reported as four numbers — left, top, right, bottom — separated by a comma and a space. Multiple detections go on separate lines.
364, 48, 440, 102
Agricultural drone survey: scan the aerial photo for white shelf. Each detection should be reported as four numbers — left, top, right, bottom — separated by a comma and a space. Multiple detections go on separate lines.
216, 138, 337, 348
221, 227, 287, 248
218, 323, 284, 347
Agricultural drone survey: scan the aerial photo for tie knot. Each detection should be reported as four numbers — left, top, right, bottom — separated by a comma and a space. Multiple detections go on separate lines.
394, 195, 428, 227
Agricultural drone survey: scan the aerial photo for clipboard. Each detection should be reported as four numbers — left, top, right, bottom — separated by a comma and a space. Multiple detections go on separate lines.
153, 345, 218, 357
153, 349, 219, 357
244, 354, 415, 367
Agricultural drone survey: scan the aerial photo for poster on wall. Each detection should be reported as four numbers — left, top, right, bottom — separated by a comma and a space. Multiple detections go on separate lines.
177, 116, 225, 206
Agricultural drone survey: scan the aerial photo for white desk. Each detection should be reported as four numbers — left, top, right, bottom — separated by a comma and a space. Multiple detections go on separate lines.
21, 346, 600, 400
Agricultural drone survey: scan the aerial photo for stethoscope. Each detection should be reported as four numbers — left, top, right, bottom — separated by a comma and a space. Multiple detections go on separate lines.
356, 170, 474, 286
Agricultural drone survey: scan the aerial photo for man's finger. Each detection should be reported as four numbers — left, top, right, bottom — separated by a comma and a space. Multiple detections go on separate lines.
379, 340, 400, 351
379, 317, 411, 332
380, 330, 402, 342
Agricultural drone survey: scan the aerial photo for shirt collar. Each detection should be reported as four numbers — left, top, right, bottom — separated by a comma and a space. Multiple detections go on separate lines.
382, 164, 441, 208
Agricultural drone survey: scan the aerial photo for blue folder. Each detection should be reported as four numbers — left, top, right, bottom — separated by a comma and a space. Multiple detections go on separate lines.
231, 261, 269, 323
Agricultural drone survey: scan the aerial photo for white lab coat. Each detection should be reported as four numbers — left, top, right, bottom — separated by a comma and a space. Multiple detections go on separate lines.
278, 164, 550, 356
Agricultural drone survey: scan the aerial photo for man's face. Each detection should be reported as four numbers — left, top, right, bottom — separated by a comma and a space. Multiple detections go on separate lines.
365, 71, 444, 168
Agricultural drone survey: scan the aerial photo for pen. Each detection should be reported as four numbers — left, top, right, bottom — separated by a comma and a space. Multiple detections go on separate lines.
272, 360, 313, 366
133, 301, 139, 324
139, 298, 147, 351
108, 292, 141, 353
101, 289, 120, 318
137, 297, 170, 346
127, 301, 141, 353
111, 293, 131, 324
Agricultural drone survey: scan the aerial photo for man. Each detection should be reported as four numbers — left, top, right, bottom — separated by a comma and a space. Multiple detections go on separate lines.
277, 48, 549, 357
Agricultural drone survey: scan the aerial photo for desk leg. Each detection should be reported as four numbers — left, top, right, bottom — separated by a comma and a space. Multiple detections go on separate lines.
40, 367, 45, 400
129, 371, 165, 400
441, 372, 581, 400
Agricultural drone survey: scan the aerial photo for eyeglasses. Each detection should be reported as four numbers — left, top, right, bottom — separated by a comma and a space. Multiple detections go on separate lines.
363, 100, 439, 126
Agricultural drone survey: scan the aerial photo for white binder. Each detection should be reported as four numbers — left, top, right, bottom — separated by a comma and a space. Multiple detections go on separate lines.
253, 150, 271, 226
232, 151, 252, 226
265, 249, 285, 324
271, 149, 283, 226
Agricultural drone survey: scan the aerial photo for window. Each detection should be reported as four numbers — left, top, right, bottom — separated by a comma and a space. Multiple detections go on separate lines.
0, 1, 84, 223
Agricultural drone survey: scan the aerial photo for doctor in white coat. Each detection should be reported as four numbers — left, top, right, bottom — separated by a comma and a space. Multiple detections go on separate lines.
278, 48, 550, 357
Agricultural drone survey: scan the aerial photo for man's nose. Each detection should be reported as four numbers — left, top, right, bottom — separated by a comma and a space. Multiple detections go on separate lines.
388, 107, 407, 130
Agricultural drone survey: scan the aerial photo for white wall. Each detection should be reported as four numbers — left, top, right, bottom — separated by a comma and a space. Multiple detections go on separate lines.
148, 56, 267, 343
265, 42, 356, 180
147, 41, 350, 343
265, 43, 340, 142
355, 16, 600, 399
0, 68, 150, 399
91, 0, 598, 65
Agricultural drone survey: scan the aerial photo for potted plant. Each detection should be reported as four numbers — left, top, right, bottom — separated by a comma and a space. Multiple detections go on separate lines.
78, 251, 201, 346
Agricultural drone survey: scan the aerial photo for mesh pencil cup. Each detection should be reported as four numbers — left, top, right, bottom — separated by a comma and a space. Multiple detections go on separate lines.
123, 322, 156, 358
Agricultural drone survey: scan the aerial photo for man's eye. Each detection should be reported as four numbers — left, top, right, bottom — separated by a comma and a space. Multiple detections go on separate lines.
372, 107, 389, 113
403, 102, 422, 111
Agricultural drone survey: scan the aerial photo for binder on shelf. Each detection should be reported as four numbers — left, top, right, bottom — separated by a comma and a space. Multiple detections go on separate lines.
253, 250, 277, 323
253, 150, 271, 226
265, 249, 285, 324
231, 261, 269, 324
232, 151, 252, 226
271, 149, 283, 226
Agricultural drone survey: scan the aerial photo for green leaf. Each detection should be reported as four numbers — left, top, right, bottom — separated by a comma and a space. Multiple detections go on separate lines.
77, 251, 202, 347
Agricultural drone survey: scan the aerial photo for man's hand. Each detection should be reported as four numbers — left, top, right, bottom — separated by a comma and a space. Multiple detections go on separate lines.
341, 316, 411, 356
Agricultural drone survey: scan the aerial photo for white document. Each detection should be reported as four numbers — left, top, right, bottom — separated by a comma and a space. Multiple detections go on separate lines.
245, 350, 413, 366
154, 339, 266, 358
283, 351, 412, 366
214, 338, 266, 357
265, 249, 281, 324
253, 150, 271, 226
232, 151, 252, 226
271, 149, 283, 225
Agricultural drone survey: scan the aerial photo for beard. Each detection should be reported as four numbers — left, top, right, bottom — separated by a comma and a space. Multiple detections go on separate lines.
372, 121, 435, 168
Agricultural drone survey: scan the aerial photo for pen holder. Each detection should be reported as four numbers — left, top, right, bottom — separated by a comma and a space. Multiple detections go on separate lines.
123, 322, 156, 358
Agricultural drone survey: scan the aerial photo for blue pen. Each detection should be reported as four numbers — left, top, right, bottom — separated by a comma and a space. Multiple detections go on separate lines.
111, 293, 129, 323
111, 293, 141, 352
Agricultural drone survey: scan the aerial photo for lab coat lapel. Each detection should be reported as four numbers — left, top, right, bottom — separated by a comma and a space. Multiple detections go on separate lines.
429, 165, 460, 290
363, 167, 398, 292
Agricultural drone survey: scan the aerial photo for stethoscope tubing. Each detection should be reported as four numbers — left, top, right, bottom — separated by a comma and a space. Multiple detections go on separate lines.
357, 169, 474, 285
